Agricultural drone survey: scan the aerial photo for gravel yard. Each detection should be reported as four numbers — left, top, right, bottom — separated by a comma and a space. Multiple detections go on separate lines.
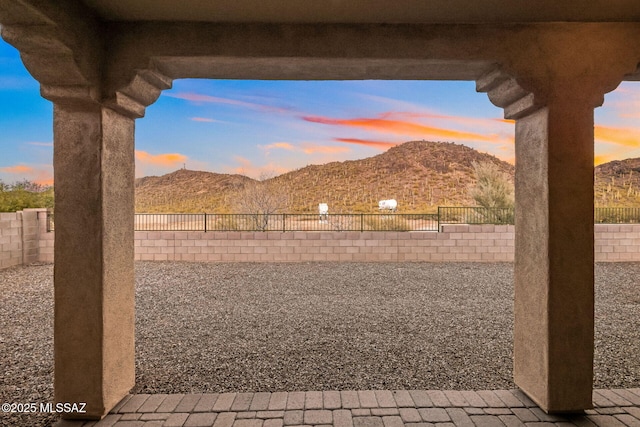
1, 261, 639, 426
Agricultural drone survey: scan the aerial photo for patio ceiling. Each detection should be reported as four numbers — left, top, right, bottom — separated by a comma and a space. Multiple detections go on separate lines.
82, 0, 640, 24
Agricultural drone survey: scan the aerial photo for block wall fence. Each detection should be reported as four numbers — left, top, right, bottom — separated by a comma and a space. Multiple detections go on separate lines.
0, 209, 53, 269
1, 208, 640, 269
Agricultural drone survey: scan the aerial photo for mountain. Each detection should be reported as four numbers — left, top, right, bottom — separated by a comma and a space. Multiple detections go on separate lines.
595, 158, 640, 207
269, 140, 513, 212
135, 140, 514, 213
136, 141, 640, 213
135, 169, 254, 212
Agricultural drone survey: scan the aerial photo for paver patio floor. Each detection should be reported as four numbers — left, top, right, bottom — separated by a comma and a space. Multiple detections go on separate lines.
55, 389, 640, 427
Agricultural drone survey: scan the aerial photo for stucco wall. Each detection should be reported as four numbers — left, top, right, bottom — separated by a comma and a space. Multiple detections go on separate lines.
2, 218, 639, 269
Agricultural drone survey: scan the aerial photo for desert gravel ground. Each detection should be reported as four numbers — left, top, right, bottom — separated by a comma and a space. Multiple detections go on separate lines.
1, 261, 639, 427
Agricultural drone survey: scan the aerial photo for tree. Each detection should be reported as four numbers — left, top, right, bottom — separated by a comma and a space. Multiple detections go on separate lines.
0, 180, 54, 212
234, 172, 289, 231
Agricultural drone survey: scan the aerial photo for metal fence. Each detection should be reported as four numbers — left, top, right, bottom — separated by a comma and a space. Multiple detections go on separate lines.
45, 207, 640, 233
437, 207, 515, 226
134, 213, 440, 232
595, 207, 640, 224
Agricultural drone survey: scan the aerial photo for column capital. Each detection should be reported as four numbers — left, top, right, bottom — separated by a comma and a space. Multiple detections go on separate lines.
0, 0, 103, 103
103, 65, 173, 119
478, 25, 640, 119
476, 68, 540, 120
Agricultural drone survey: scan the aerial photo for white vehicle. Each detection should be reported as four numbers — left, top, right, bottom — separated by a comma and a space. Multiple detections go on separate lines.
378, 199, 398, 213
318, 203, 329, 222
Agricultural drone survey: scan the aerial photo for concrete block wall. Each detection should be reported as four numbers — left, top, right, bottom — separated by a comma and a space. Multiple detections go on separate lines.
595, 224, 640, 262
133, 224, 640, 263
0, 212, 23, 269
2, 219, 640, 269
0, 208, 50, 269
134, 225, 517, 262
37, 210, 54, 263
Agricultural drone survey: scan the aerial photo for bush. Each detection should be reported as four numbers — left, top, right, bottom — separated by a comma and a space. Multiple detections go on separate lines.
0, 180, 54, 212
469, 161, 514, 209
364, 215, 411, 231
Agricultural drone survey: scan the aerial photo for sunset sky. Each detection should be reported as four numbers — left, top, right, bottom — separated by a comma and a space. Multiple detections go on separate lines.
1, 37, 639, 186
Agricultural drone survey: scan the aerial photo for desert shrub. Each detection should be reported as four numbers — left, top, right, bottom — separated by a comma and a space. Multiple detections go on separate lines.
0, 180, 54, 212
212, 215, 243, 231
469, 161, 514, 209
364, 215, 411, 231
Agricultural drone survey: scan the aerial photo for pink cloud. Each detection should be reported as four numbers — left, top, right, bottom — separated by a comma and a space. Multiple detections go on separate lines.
259, 142, 296, 151
333, 138, 398, 149
190, 117, 216, 122
167, 92, 289, 113
225, 156, 290, 179
300, 143, 351, 154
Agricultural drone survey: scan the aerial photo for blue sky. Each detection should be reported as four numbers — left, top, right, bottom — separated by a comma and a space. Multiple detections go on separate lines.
1, 37, 639, 185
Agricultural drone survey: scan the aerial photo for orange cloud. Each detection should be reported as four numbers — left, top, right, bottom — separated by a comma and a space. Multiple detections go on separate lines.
302, 114, 498, 142
0, 164, 53, 186
594, 125, 640, 148
333, 138, 398, 150
380, 111, 514, 126
1, 165, 34, 174
595, 154, 615, 165
135, 150, 188, 167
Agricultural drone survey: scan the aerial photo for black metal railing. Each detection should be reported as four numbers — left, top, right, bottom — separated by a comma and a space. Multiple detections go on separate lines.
595, 207, 640, 224
135, 213, 440, 232
438, 207, 515, 227
44, 207, 640, 233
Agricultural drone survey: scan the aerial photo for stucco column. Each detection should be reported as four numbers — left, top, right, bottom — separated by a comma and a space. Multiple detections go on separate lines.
53, 103, 135, 419
513, 92, 595, 412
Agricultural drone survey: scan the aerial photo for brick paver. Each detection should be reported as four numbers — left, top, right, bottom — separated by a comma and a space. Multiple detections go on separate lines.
53, 389, 640, 427
176, 394, 204, 412
392, 390, 415, 407
137, 394, 168, 413
214, 394, 238, 412
341, 391, 361, 409
269, 392, 289, 411
408, 391, 433, 408
443, 391, 469, 408
304, 409, 333, 424
195, 394, 221, 413
425, 390, 451, 407
286, 392, 306, 410
324, 391, 343, 409
398, 408, 422, 423
156, 394, 186, 413
251, 393, 273, 411
359, 391, 379, 408
232, 393, 255, 411
283, 410, 303, 426
306, 391, 324, 409
185, 412, 218, 427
